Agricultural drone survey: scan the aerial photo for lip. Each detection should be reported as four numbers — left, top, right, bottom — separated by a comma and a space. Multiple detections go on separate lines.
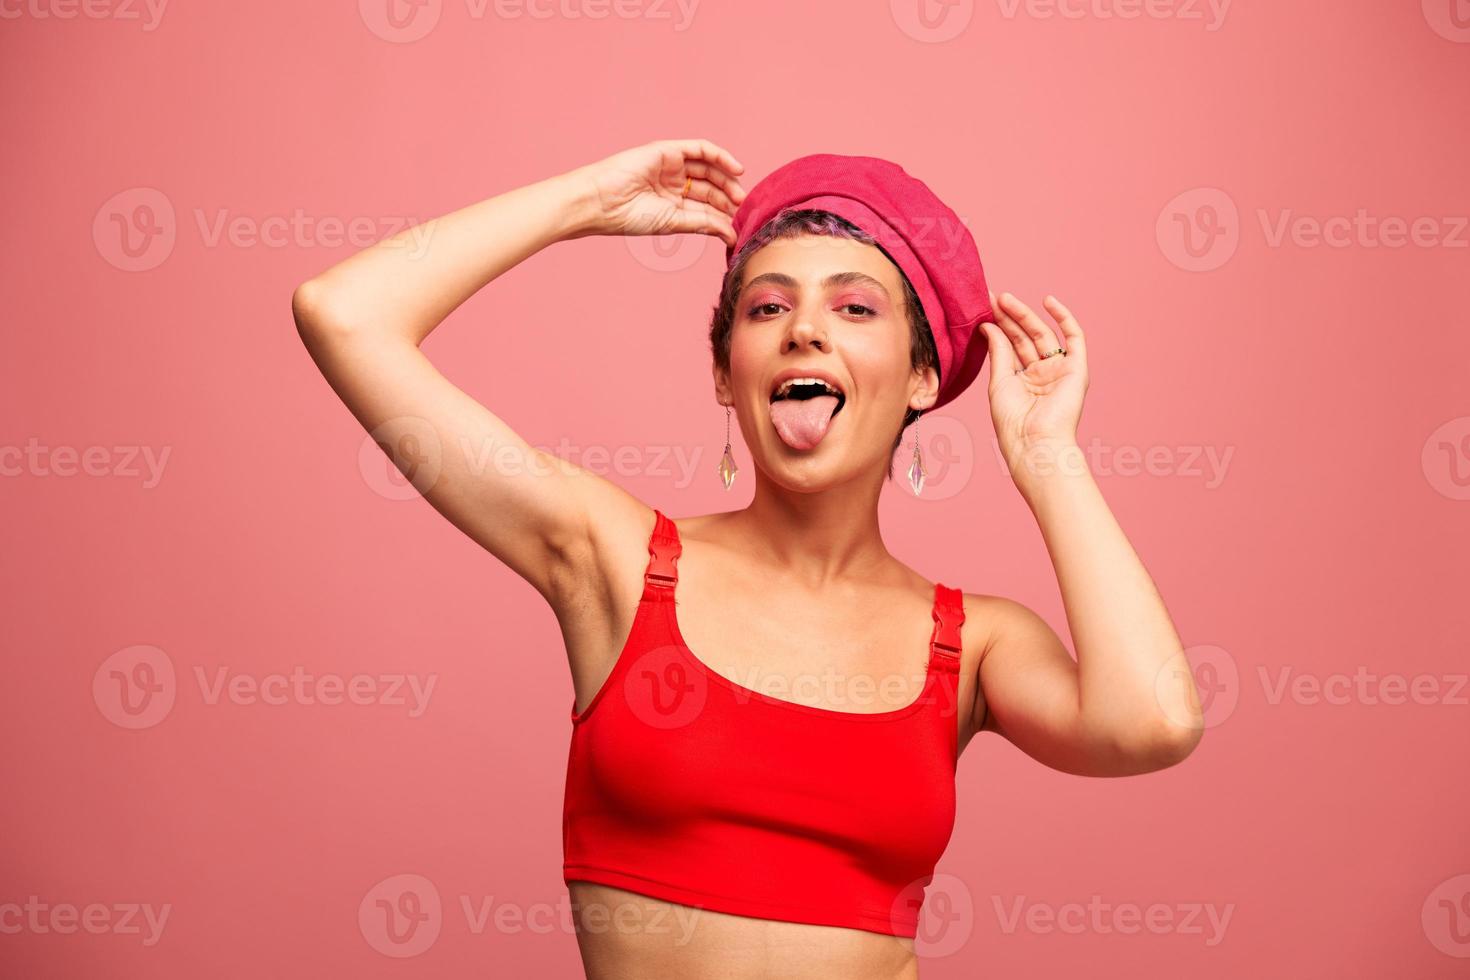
768, 367, 849, 401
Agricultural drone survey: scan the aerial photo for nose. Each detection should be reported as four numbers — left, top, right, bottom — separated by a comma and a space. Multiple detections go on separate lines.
783, 310, 828, 353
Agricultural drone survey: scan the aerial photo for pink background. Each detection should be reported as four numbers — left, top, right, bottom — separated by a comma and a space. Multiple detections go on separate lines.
4, 1, 1470, 976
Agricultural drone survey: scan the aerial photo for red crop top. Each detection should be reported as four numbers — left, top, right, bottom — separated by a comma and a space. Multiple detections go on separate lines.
562, 509, 966, 938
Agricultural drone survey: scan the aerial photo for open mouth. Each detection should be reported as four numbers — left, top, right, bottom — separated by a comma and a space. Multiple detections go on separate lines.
768, 377, 846, 451
770, 377, 847, 413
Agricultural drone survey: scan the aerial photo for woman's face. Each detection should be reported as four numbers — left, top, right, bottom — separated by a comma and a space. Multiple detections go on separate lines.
716, 234, 939, 489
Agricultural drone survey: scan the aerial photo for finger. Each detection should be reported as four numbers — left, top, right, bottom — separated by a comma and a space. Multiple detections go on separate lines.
1042, 295, 1085, 360
680, 176, 737, 217
670, 138, 746, 178
999, 292, 1061, 356
990, 289, 1039, 365
978, 320, 1018, 379
678, 164, 741, 215
669, 199, 735, 247
683, 160, 748, 207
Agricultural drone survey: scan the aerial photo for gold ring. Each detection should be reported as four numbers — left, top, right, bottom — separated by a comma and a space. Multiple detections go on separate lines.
681, 176, 692, 198
1039, 347, 1067, 359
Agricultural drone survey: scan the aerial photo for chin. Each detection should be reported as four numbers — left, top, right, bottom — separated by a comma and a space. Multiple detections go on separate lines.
758, 435, 885, 493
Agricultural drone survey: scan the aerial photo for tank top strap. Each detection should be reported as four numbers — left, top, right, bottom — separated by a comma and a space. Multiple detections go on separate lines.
640, 508, 682, 601
928, 583, 965, 674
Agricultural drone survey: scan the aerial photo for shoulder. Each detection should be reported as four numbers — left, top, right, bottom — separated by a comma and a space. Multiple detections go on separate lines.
958, 591, 1040, 626
901, 577, 1035, 663
952, 592, 1068, 737
941, 591, 1039, 741
957, 591, 1057, 667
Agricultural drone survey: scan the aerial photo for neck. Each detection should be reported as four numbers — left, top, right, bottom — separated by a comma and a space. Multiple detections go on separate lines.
721, 466, 894, 588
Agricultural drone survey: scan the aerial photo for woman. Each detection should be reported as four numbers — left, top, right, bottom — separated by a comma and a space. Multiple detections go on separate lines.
293, 138, 1203, 979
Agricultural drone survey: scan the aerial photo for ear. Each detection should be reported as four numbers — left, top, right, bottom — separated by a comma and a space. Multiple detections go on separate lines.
712, 360, 733, 406
909, 364, 940, 413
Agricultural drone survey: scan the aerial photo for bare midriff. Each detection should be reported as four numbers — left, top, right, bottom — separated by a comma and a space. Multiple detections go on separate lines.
567, 881, 921, 980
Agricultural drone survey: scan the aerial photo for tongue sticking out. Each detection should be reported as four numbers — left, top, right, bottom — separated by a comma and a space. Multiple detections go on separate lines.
769, 395, 840, 451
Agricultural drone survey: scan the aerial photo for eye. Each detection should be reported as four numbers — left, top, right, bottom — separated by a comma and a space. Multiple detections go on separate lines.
748, 302, 786, 318
841, 303, 877, 317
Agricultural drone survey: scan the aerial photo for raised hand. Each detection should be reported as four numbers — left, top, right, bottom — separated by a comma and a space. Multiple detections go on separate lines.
566, 138, 748, 247
977, 292, 1089, 476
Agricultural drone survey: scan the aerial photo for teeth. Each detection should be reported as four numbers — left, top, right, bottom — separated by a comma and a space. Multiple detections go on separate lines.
774, 377, 842, 399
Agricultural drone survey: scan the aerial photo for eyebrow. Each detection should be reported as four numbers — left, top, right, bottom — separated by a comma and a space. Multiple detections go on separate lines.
741, 271, 892, 299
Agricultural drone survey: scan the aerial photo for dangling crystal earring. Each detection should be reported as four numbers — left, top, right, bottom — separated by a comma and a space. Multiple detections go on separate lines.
717, 404, 738, 490
907, 411, 926, 495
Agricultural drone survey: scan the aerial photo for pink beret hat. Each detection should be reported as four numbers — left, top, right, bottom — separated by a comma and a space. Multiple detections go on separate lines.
725, 153, 993, 413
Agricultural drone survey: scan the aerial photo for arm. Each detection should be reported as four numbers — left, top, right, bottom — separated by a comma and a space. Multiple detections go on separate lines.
969, 293, 1203, 777
291, 140, 746, 603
